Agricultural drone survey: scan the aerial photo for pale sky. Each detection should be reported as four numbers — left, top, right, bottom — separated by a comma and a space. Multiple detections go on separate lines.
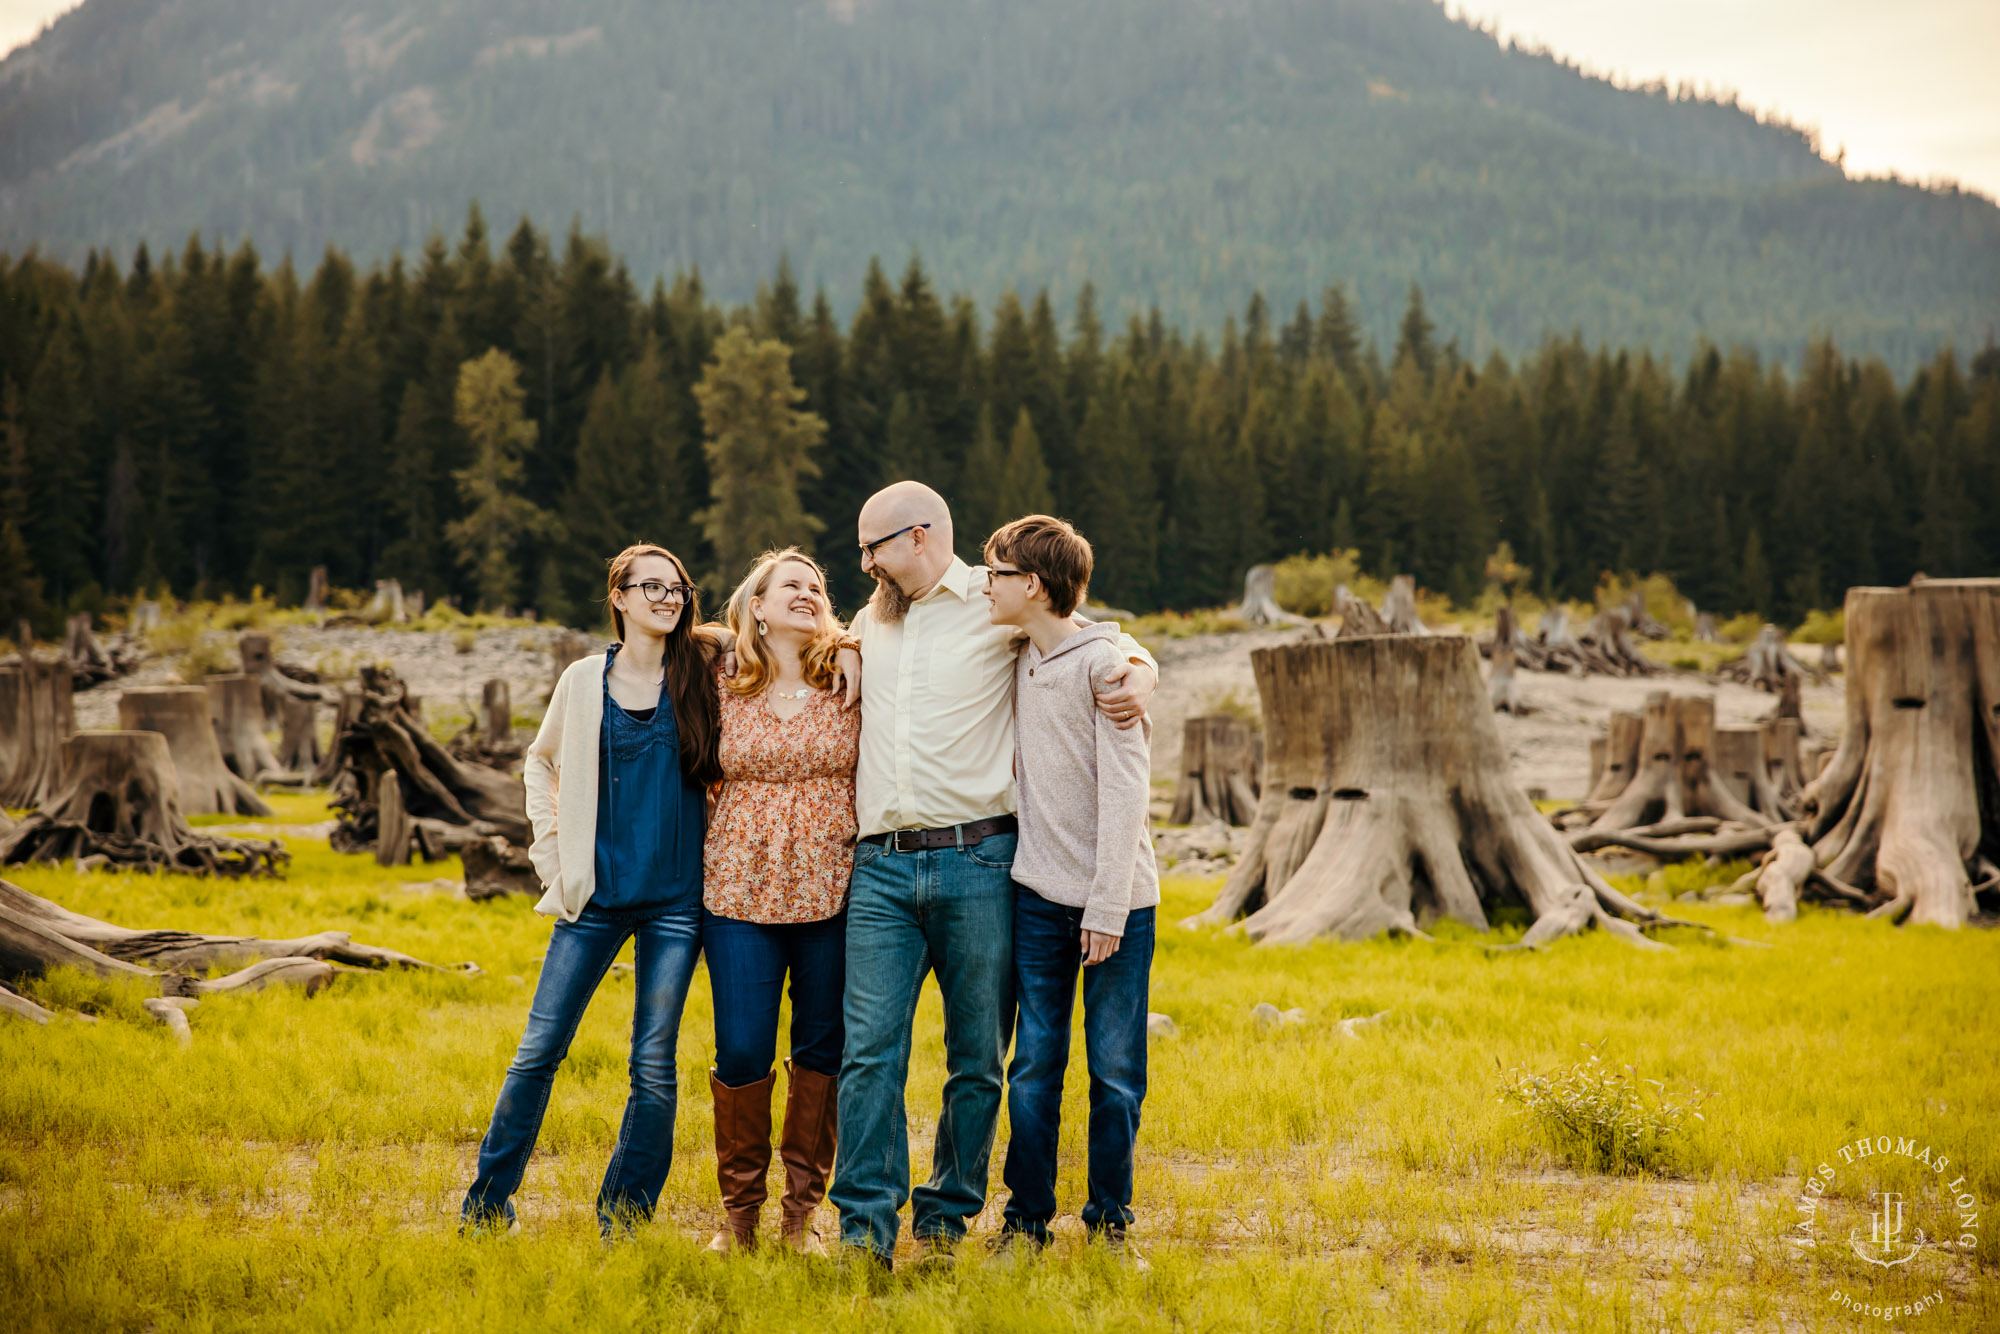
3, 0, 1996, 199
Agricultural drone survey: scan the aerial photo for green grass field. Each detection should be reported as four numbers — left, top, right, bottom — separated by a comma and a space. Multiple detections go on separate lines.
3, 802, 1994, 1331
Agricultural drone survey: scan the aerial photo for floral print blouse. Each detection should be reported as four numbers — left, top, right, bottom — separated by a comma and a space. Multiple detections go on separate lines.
703, 676, 861, 923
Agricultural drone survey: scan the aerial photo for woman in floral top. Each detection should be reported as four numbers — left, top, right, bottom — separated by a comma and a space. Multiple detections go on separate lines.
702, 547, 861, 1255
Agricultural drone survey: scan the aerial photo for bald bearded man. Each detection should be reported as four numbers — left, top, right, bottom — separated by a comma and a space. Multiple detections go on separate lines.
828, 483, 1158, 1268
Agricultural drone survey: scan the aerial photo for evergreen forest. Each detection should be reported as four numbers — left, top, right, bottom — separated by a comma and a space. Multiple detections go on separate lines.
2, 210, 1996, 634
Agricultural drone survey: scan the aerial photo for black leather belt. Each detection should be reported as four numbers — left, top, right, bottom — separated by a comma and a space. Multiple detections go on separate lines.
863, 815, 1017, 853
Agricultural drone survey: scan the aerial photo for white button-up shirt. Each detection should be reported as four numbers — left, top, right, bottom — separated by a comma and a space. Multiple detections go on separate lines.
851, 556, 1157, 838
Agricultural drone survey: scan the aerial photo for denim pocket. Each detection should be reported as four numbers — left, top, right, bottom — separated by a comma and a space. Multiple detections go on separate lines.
852, 838, 885, 869
963, 832, 1017, 870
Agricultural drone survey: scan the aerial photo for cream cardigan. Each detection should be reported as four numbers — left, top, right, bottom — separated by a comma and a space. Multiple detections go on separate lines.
525, 654, 610, 921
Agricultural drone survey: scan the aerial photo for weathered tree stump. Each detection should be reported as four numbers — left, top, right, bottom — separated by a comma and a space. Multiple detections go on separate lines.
1487, 605, 1525, 712
206, 673, 283, 784
449, 679, 525, 772
304, 565, 329, 614
1185, 636, 1684, 947
548, 630, 591, 702
277, 696, 322, 773
1333, 586, 1389, 637
1579, 607, 1659, 676
1588, 693, 1767, 832
0, 651, 75, 810
1693, 611, 1720, 644
462, 836, 541, 900
1624, 589, 1669, 640
374, 770, 412, 866
329, 666, 530, 857
0, 732, 287, 876
1761, 580, 2000, 928
1167, 715, 1258, 826
1380, 575, 1429, 635
1819, 642, 1841, 673
63, 612, 137, 689
118, 686, 271, 816
366, 579, 407, 624
128, 601, 163, 636
1722, 624, 1826, 691
311, 690, 364, 787
1587, 710, 1643, 801
1234, 564, 1310, 628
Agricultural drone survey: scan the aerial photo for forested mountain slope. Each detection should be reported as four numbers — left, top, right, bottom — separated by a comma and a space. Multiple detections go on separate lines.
2, 0, 1995, 367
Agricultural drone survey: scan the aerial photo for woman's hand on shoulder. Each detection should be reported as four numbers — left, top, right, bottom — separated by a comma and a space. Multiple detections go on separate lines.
834, 643, 861, 708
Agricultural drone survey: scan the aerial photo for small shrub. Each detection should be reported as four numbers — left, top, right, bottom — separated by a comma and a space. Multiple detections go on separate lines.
1794, 607, 1845, 645
1199, 687, 1262, 733
314, 649, 360, 683
452, 628, 478, 655
1271, 549, 1361, 617
1717, 611, 1763, 642
1498, 1040, 1709, 1175
176, 633, 238, 682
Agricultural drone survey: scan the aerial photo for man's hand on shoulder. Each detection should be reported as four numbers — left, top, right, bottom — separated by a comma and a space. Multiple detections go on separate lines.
1094, 658, 1157, 731
835, 643, 862, 708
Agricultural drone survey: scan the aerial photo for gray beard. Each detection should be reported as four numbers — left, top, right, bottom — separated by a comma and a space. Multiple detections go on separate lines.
869, 573, 916, 623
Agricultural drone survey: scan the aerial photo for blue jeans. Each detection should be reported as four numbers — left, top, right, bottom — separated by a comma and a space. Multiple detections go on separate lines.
1001, 894, 1154, 1238
461, 901, 702, 1234
701, 907, 847, 1086
830, 833, 1017, 1259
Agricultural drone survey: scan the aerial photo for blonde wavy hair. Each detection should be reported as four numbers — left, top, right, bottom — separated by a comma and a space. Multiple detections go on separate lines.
724, 548, 846, 697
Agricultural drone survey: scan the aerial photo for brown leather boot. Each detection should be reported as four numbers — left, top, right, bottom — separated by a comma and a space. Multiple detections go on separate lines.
777, 1060, 838, 1253
705, 1068, 775, 1253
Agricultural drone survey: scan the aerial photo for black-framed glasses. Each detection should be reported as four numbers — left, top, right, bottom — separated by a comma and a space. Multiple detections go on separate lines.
985, 568, 1030, 585
859, 522, 930, 558
620, 581, 691, 606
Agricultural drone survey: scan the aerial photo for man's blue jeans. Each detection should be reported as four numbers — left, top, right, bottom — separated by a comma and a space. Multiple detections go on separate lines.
1001, 894, 1154, 1239
830, 834, 1017, 1259
461, 900, 702, 1235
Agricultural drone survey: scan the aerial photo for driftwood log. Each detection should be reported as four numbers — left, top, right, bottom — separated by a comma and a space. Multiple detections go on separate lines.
63, 612, 142, 690
329, 665, 530, 858
0, 732, 287, 877
1, 878, 476, 1026
463, 836, 541, 900
118, 686, 271, 816
1751, 580, 2000, 927
0, 650, 75, 810
1168, 715, 1259, 826
1185, 635, 1689, 947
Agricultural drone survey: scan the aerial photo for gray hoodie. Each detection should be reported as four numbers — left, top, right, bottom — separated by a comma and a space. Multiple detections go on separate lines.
1010, 622, 1161, 935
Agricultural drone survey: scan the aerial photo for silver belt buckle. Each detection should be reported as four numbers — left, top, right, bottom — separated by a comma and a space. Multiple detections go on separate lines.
891, 828, 923, 853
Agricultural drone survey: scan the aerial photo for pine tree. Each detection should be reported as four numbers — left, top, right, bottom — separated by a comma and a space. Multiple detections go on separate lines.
0, 380, 46, 631
1395, 283, 1437, 382
1073, 379, 1158, 610
995, 408, 1055, 523
956, 404, 1007, 556
694, 326, 827, 586
1316, 282, 1363, 387
22, 316, 96, 606
448, 349, 553, 611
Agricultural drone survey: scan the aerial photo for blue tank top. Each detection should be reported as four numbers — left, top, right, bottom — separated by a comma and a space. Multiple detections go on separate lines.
591, 644, 705, 912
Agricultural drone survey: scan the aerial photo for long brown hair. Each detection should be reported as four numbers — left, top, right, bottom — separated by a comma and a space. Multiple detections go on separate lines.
724, 548, 846, 698
605, 543, 721, 784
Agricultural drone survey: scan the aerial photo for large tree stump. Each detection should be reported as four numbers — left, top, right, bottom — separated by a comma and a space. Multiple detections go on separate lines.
311, 690, 363, 787
118, 686, 272, 817
0, 732, 286, 877
1185, 636, 1681, 947
1168, 716, 1258, 826
1333, 586, 1388, 637
329, 666, 530, 857
0, 651, 75, 810
1769, 580, 2000, 928
206, 673, 283, 784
